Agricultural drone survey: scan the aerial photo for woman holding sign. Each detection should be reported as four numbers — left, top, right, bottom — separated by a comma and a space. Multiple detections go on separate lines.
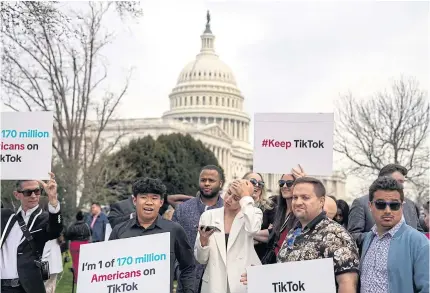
194, 179, 262, 293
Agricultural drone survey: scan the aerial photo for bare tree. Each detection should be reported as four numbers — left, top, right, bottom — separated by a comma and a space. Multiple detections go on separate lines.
335, 77, 429, 198
1, 1, 142, 208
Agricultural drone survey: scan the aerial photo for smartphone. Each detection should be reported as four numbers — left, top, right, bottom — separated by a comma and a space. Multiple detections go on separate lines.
200, 225, 221, 232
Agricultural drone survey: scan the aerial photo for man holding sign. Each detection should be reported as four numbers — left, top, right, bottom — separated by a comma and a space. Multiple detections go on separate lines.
0, 172, 63, 293
241, 177, 359, 293
109, 177, 196, 293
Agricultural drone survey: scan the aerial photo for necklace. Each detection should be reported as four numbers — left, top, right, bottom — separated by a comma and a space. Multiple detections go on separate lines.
280, 213, 292, 232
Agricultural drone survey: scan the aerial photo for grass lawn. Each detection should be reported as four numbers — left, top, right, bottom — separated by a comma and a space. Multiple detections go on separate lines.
56, 255, 75, 293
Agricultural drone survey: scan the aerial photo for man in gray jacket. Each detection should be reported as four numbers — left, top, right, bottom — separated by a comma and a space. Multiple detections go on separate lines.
348, 164, 423, 247
172, 165, 224, 293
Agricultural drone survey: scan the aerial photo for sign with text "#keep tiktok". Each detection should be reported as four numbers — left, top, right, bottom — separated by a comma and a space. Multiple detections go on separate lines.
246, 258, 336, 293
253, 113, 334, 176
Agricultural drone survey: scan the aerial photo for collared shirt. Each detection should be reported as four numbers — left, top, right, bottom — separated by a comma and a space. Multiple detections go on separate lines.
0, 203, 60, 279
277, 212, 360, 277
109, 215, 196, 293
360, 218, 405, 293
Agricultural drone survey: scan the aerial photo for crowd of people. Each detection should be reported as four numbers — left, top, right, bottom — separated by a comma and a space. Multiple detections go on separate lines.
1, 163, 429, 293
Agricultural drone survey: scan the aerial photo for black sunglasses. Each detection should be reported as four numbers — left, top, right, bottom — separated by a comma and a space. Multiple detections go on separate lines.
249, 178, 265, 187
373, 200, 402, 211
18, 188, 42, 197
279, 180, 295, 188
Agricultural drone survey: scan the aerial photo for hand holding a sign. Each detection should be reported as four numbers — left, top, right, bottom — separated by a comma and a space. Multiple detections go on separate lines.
292, 164, 306, 178
38, 172, 58, 208
240, 264, 256, 286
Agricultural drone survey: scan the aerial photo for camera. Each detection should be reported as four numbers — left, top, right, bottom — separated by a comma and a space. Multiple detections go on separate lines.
34, 259, 50, 281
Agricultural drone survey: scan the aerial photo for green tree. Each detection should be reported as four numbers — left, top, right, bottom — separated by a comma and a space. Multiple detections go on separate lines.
1, 180, 19, 210
104, 133, 222, 201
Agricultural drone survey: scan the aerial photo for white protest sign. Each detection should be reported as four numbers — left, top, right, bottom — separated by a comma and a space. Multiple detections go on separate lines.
247, 258, 336, 293
0, 111, 53, 180
253, 113, 334, 176
77, 232, 170, 293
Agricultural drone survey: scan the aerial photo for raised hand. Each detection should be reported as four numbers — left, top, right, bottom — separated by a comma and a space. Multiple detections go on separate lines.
231, 179, 254, 198
38, 172, 58, 207
292, 164, 306, 178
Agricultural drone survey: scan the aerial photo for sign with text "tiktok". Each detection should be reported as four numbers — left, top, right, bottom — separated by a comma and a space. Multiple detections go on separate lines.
246, 258, 336, 293
253, 113, 334, 176
77, 233, 170, 293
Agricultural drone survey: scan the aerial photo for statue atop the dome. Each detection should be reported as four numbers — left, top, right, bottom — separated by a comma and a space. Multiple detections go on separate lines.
204, 10, 212, 33
206, 10, 211, 25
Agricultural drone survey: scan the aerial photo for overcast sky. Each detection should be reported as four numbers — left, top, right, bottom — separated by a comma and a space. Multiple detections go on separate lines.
99, 0, 428, 196
3, 1, 428, 197
107, 0, 428, 118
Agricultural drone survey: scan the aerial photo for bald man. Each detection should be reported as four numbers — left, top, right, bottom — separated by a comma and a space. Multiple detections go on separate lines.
324, 196, 337, 219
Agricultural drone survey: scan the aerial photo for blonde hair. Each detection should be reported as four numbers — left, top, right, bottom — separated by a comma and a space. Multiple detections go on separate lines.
241, 172, 274, 211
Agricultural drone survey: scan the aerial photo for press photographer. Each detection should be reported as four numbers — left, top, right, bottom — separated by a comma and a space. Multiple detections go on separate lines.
0, 172, 63, 293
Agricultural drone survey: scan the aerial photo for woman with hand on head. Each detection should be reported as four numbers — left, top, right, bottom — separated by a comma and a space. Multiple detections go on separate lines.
195, 179, 262, 293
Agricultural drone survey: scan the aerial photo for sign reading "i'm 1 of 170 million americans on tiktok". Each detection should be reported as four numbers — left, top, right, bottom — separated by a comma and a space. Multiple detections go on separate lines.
77, 232, 170, 293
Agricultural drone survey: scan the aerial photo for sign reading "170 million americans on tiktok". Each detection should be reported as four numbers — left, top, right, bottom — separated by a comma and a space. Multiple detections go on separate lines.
77, 233, 170, 293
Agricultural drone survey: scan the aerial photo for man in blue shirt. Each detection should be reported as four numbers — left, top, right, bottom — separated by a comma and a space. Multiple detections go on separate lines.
360, 176, 429, 293
86, 202, 109, 242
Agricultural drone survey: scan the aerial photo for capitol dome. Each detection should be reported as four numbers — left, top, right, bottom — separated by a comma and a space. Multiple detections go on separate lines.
177, 54, 237, 86
162, 11, 250, 144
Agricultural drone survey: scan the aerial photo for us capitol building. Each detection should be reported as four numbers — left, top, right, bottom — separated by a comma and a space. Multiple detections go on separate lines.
103, 13, 347, 198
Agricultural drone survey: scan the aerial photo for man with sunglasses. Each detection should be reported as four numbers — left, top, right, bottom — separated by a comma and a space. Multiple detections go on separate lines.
348, 164, 423, 247
0, 173, 63, 293
360, 176, 429, 293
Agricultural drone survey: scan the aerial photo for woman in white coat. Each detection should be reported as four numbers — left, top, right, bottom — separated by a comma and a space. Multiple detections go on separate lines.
195, 179, 263, 293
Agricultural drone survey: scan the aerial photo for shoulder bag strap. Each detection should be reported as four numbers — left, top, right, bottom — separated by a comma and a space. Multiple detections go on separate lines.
16, 213, 42, 260
85, 222, 92, 242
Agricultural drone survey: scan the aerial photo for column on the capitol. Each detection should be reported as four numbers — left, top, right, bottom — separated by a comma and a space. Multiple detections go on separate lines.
225, 149, 230, 182
234, 120, 238, 139
222, 148, 226, 172
245, 124, 248, 142
240, 122, 243, 141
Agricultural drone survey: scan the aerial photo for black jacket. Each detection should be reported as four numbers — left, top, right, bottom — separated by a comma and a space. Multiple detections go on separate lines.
65, 220, 91, 242
108, 196, 135, 229
0, 207, 63, 293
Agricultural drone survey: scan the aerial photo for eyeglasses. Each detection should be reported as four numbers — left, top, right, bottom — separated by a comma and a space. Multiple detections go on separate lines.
279, 180, 295, 188
287, 227, 302, 249
18, 188, 42, 197
372, 200, 402, 211
249, 178, 265, 187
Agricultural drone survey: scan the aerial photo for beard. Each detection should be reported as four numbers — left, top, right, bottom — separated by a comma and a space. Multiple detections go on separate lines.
200, 186, 220, 199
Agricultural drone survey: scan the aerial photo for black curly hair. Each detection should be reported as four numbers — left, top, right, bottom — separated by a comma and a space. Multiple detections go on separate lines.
132, 177, 167, 200
369, 176, 404, 202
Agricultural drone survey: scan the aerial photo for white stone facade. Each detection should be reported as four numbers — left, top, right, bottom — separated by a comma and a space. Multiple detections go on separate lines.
98, 16, 347, 199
